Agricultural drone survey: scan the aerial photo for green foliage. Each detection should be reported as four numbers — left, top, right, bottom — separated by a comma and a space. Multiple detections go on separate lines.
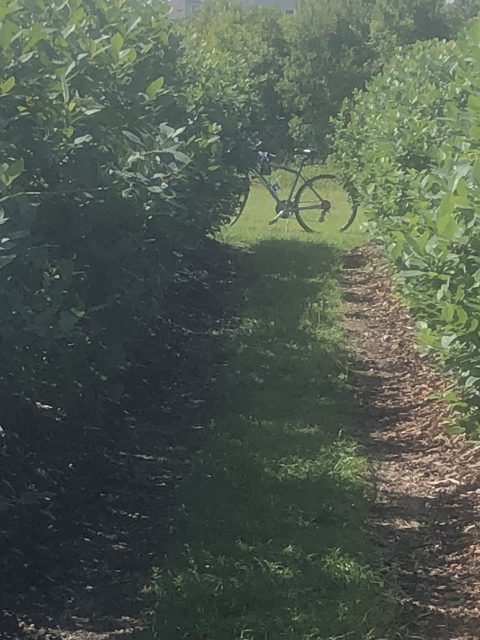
370, 0, 458, 51
192, 0, 478, 155
0, 0, 257, 420
280, 0, 375, 152
333, 20, 480, 431
189, 0, 290, 152
284, 0, 479, 151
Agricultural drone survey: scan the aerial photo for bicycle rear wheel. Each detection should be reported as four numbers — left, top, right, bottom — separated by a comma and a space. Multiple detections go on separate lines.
229, 177, 250, 226
294, 174, 358, 233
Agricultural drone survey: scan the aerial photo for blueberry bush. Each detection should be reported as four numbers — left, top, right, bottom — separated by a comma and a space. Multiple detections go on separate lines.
0, 0, 257, 422
334, 22, 480, 432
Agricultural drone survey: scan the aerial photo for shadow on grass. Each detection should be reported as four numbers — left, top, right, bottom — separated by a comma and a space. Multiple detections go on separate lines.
0, 240, 244, 638
145, 239, 393, 640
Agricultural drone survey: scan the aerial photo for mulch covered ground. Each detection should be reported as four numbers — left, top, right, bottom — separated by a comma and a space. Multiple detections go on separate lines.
343, 243, 480, 640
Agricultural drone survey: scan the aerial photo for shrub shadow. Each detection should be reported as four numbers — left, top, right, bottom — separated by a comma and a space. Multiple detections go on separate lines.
147, 239, 392, 640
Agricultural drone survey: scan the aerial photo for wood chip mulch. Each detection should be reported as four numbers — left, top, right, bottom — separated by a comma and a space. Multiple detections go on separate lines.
342, 243, 480, 640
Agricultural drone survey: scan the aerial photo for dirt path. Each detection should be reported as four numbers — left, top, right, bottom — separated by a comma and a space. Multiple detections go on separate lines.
5, 238, 480, 640
342, 244, 480, 640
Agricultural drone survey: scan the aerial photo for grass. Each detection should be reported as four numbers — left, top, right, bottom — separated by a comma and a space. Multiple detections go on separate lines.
142, 181, 394, 640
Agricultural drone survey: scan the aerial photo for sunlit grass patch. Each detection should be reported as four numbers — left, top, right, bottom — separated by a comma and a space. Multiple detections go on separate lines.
263, 437, 369, 485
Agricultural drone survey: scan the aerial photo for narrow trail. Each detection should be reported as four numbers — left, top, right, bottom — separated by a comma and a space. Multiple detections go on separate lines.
342, 243, 480, 640
4, 233, 480, 640
146, 238, 392, 640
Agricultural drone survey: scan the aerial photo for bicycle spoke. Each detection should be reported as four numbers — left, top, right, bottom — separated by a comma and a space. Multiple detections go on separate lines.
294, 174, 357, 233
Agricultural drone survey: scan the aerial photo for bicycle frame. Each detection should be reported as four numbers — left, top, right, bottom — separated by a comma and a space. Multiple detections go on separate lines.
252, 155, 311, 206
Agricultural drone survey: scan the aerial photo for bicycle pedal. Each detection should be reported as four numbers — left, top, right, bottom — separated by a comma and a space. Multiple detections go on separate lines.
270, 209, 285, 224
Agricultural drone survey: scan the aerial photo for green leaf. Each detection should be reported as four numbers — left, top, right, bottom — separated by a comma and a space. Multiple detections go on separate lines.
447, 425, 465, 436
5, 157, 24, 177
146, 76, 165, 99
444, 391, 461, 403
437, 195, 459, 239
111, 32, 124, 53
0, 21, 19, 49
436, 283, 448, 302
61, 73, 69, 103
456, 306, 468, 325
441, 334, 456, 350
473, 158, 480, 185
1, 76, 15, 95
171, 150, 191, 165
123, 130, 142, 145
3, 158, 24, 186
468, 319, 479, 333
73, 135, 93, 146
437, 215, 458, 239
119, 48, 137, 63
71, 308, 86, 319
465, 376, 479, 388
62, 24, 76, 39
0, 253, 15, 269
441, 304, 456, 323
469, 19, 480, 44
468, 94, 480, 111
438, 192, 454, 218
70, 7, 86, 25
425, 234, 440, 256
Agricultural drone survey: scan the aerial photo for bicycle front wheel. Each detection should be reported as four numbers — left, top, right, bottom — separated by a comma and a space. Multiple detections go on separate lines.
294, 174, 358, 233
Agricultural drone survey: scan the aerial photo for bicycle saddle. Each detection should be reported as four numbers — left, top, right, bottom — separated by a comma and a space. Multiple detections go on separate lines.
295, 148, 316, 158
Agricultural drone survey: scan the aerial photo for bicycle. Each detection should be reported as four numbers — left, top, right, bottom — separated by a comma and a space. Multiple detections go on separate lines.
229, 148, 358, 233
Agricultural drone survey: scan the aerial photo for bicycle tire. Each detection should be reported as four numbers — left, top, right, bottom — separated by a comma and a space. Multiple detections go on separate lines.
294, 174, 358, 233
229, 178, 250, 226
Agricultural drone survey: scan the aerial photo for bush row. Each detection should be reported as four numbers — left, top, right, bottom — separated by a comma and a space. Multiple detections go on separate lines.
333, 21, 480, 431
190, 0, 479, 154
0, 0, 257, 422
